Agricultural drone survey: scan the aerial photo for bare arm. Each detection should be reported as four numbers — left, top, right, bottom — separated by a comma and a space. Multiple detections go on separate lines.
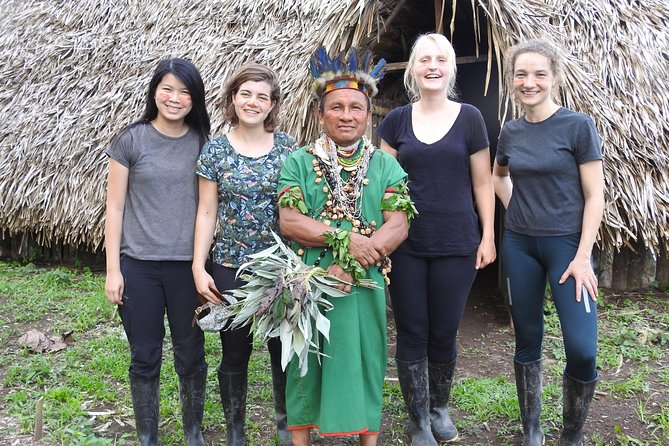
559, 160, 605, 302
470, 148, 496, 269
279, 198, 382, 269
370, 194, 409, 257
192, 177, 222, 304
104, 159, 129, 305
379, 139, 398, 159
492, 160, 512, 209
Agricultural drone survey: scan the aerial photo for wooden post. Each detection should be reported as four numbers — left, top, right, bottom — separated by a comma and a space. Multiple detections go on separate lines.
434, 0, 444, 34
657, 244, 669, 285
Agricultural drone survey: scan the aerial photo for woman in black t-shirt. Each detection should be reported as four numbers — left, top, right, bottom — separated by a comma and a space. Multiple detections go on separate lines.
377, 33, 496, 445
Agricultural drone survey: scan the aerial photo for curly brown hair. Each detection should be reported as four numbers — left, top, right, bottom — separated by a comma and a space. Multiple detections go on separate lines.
504, 39, 564, 92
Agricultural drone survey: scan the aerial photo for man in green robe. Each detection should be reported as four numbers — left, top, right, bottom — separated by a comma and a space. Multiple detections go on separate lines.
277, 47, 415, 446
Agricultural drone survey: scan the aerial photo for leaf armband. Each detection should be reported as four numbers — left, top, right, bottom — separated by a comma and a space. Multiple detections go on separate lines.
380, 181, 418, 223
323, 229, 366, 284
278, 186, 308, 215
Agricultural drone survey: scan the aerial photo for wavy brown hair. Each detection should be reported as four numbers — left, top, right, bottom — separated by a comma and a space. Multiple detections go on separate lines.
224, 63, 282, 132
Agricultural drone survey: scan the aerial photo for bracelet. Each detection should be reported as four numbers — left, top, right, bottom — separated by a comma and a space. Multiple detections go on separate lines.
323, 229, 366, 283
380, 181, 418, 223
278, 186, 308, 215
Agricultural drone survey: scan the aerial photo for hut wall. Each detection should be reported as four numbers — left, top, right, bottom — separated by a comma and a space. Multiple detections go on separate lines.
594, 242, 666, 291
0, 234, 104, 267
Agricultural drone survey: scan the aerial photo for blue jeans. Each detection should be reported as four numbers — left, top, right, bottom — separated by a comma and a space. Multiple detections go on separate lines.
502, 230, 598, 381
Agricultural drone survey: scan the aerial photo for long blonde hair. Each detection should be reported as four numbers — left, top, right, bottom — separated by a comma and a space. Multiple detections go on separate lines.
404, 33, 457, 102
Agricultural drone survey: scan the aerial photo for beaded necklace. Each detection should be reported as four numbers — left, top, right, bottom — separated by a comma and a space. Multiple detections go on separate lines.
333, 138, 365, 170
306, 135, 393, 284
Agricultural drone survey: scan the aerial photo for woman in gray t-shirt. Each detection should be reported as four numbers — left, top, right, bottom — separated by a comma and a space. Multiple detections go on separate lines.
493, 40, 604, 446
104, 58, 211, 445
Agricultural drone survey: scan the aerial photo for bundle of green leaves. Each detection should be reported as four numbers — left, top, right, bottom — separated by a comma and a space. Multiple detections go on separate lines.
226, 232, 378, 376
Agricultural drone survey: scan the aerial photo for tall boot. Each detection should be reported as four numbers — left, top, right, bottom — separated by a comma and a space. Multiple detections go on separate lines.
129, 375, 159, 446
428, 360, 458, 443
218, 367, 248, 446
396, 358, 438, 446
179, 369, 207, 446
514, 360, 544, 446
271, 363, 292, 445
559, 372, 598, 446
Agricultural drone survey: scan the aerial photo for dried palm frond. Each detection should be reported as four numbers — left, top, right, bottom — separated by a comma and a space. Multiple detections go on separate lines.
197, 232, 378, 376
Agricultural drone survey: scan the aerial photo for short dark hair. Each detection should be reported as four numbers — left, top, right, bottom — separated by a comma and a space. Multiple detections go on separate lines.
224, 63, 282, 132
136, 58, 211, 145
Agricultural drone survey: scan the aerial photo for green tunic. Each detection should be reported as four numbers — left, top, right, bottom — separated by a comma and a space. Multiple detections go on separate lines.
277, 144, 407, 436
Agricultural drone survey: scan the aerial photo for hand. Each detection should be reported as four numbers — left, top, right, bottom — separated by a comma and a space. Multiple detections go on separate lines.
104, 270, 124, 305
559, 256, 598, 302
348, 232, 382, 269
475, 238, 497, 270
193, 268, 223, 304
326, 263, 353, 294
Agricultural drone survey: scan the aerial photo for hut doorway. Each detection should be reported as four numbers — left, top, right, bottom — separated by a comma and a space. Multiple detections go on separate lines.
370, 0, 502, 289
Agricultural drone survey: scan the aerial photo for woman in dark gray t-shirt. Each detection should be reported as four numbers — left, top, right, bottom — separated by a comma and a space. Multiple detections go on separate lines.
493, 40, 604, 446
104, 58, 211, 445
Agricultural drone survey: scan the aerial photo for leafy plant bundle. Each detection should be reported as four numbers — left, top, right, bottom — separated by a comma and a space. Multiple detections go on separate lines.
204, 232, 378, 376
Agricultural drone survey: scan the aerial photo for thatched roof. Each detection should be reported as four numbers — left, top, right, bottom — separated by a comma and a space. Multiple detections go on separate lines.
0, 0, 667, 253
478, 0, 669, 252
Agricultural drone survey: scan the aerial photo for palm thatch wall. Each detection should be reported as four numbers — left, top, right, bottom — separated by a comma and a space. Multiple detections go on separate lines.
0, 0, 668, 266
479, 0, 669, 254
0, 0, 380, 250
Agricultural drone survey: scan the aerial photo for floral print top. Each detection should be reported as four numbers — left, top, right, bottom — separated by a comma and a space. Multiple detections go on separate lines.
196, 131, 297, 267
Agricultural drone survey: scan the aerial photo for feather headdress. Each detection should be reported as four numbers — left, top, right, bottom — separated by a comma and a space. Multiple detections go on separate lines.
309, 46, 386, 99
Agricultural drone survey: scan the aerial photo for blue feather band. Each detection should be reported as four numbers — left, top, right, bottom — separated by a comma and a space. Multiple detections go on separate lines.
309, 46, 386, 99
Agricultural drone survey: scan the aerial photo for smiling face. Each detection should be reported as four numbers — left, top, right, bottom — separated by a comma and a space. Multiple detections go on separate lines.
318, 89, 371, 147
231, 80, 274, 128
410, 38, 455, 95
512, 52, 556, 111
154, 73, 193, 126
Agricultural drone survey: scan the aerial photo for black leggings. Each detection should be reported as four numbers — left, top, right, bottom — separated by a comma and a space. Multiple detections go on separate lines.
502, 230, 598, 381
119, 256, 206, 379
388, 250, 478, 363
212, 264, 281, 372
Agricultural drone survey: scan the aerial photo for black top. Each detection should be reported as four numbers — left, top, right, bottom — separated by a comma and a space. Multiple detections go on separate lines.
496, 107, 602, 236
376, 103, 489, 256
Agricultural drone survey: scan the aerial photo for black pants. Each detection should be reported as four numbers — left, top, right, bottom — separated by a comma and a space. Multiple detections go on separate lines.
388, 250, 477, 363
212, 264, 282, 372
119, 256, 206, 379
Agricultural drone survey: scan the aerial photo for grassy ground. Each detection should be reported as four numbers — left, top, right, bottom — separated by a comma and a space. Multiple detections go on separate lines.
0, 261, 667, 445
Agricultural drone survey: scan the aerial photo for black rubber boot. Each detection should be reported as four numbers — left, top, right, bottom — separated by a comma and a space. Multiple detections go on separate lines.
514, 360, 545, 446
129, 375, 159, 446
218, 367, 248, 446
559, 372, 598, 446
271, 363, 292, 445
396, 358, 439, 446
428, 360, 458, 443
179, 369, 207, 446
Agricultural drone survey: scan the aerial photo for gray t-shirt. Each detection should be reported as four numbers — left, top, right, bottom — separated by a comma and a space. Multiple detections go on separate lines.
106, 123, 200, 260
496, 107, 602, 236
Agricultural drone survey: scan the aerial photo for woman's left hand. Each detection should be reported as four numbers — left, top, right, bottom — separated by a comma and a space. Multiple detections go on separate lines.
475, 238, 496, 270
560, 256, 598, 302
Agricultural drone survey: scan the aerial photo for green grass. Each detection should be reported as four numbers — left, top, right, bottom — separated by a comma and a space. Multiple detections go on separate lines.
0, 261, 668, 445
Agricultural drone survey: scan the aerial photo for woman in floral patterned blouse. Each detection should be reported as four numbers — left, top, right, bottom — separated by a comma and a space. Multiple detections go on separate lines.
192, 63, 297, 446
